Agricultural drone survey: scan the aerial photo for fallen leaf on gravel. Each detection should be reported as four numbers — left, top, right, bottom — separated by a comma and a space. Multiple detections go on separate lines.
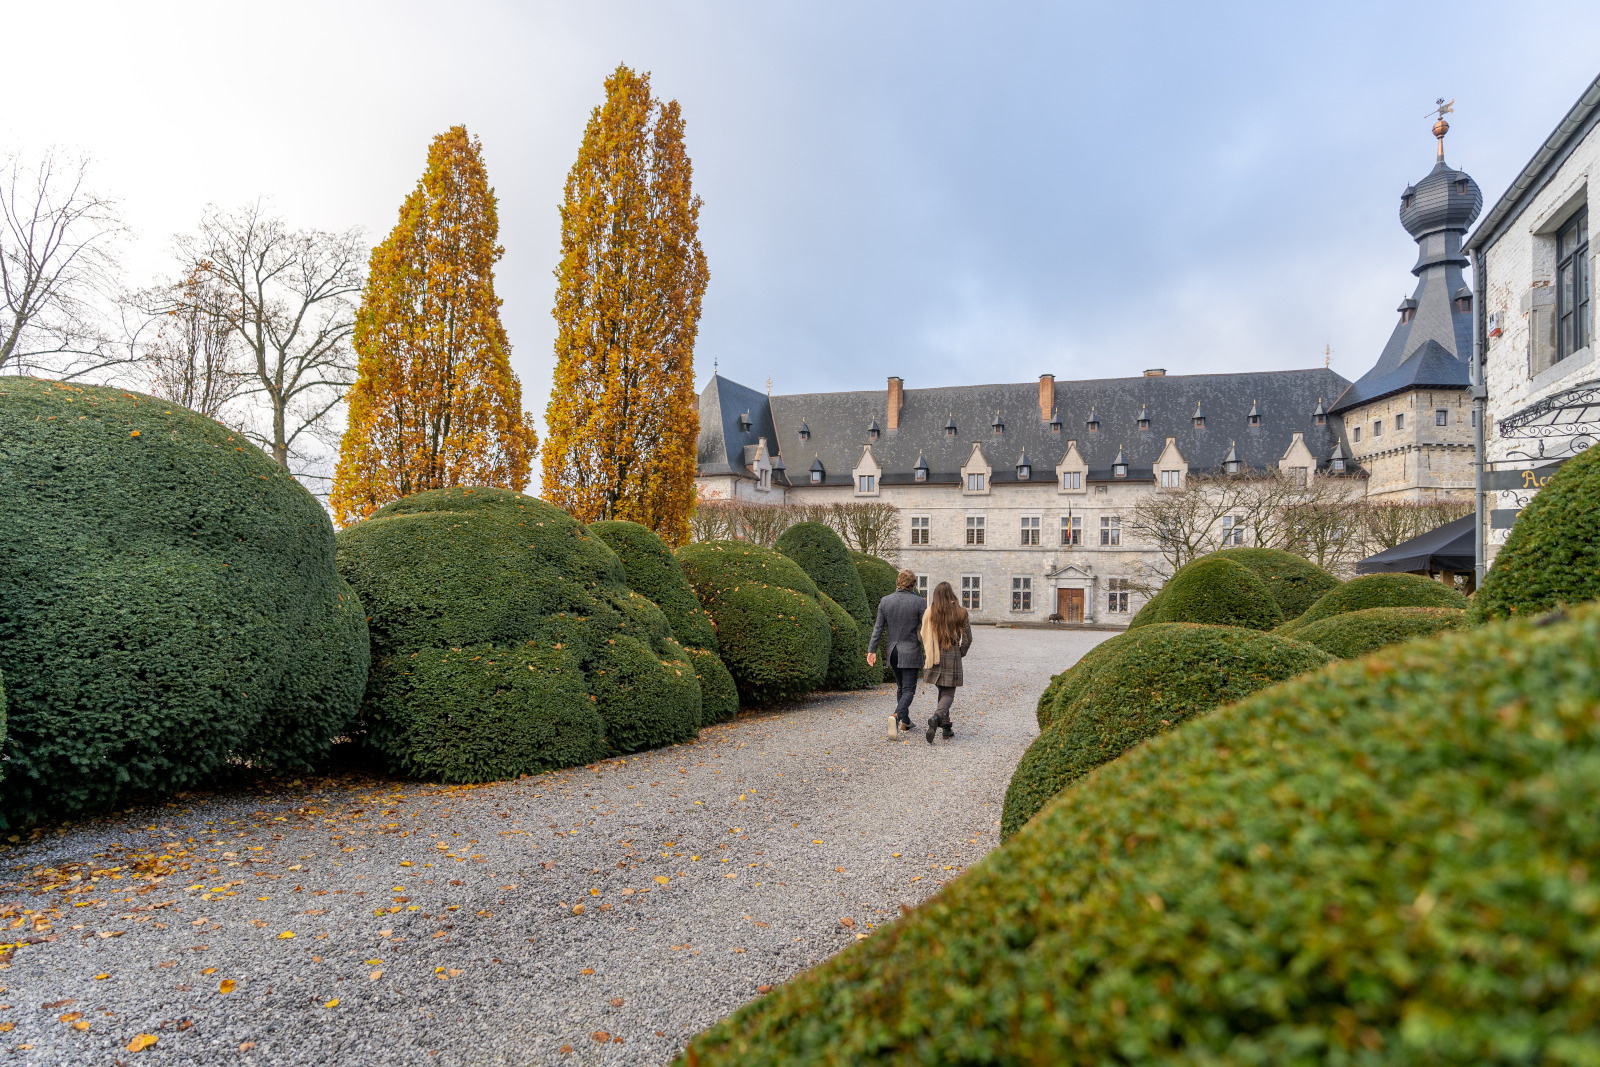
73, 1020, 90, 1031
325, 998, 339, 1008
239, 1043, 256, 1051
219, 980, 236, 994
249, 920, 268, 928
654, 876, 669, 884
369, 970, 383, 980
202, 968, 217, 976
579, 968, 593, 975
97, 930, 124, 938
559, 1046, 572, 1054
812, 840, 822, 844
840, 917, 855, 927
93, 974, 109, 980
59, 1012, 82, 1022
364, 959, 382, 965
732, 947, 746, 953
610, 998, 624, 1007
592, 1031, 611, 1043
835, 867, 846, 873
378, 929, 393, 937
126, 1033, 158, 1052
572, 904, 584, 915
0, 1023, 12, 1032
42, 1000, 75, 1009
757, 984, 773, 993
277, 931, 294, 939
190, 919, 206, 927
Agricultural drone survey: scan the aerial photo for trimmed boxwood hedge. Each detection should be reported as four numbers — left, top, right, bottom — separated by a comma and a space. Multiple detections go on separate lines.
816, 592, 868, 691
589, 520, 738, 723
1282, 571, 1468, 632
1475, 443, 1600, 621
1211, 546, 1340, 618
1127, 555, 1283, 631
852, 550, 898, 684
777, 523, 876, 690
1294, 605, 1469, 659
1033, 627, 1166, 731
337, 488, 701, 780
1004, 623, 1329, 837
683, 602, 1600, 1066
0, 378, 369, 822
677, 541, 832, 705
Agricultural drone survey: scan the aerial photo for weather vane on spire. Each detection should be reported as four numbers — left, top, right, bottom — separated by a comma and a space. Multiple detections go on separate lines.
1427, 98, 1455, 161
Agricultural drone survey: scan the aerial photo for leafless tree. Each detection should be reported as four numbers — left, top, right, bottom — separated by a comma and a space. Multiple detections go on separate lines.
137, 270, 245, 419
1125, 473, 1246, 578
1279, 477, 1368, 574
176, 202, 364, 473
1356, 498, 1474, 556
686, 498, 901, 558
0, 150, 130, 378
830, 501, 901, 561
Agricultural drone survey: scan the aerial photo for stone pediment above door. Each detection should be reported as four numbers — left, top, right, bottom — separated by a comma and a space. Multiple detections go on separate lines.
1047, 562, 1095, 579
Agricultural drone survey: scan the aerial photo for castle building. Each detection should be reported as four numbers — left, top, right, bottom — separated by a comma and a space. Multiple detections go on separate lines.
695, 127, 1479, 626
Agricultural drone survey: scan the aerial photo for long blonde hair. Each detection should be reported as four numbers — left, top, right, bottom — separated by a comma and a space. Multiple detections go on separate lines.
927, 581, 966, 647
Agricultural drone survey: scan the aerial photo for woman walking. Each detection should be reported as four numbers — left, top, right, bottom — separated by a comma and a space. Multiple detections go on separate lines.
919, 581, 973, 744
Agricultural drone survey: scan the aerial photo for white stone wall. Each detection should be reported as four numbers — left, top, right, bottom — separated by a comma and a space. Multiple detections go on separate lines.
1479, 121, 1599, 557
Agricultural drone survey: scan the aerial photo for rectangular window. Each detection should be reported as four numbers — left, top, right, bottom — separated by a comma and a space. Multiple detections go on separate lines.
1354, 426, 1362, 442
960, 575, 981, 611
1221, 515, 1245, 546
1160, 470, 1181, 488
1289, 466, 1308, 487
1106, 577, 1131, 614
1061, 470, 1081, 490
1471, 409, 1479, 427
909, 516, 930, 545
857, 474, 875, 493
759, 468, 771, 491
965, 516, 985, 545
966, 472, 985, 492
1436, 409, 1448, 426
1019, 516, 1040, 546
1395, 412, 1405, 430
1060, 515, 1082, 545
1011, 577, 1033, 612
1373, 419, 1383, 437
1100, 515, 1121, 546
915, 574, 929, 597
1558, 206, 1590, 360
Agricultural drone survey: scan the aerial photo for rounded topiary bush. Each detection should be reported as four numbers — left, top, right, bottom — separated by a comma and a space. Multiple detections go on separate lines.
1475, 444, 1600, 621
777, 523, 876, 689
1283, 571, 1468, 632
817, 592, 868, 691
1294, 605, 1469, 658
677, 541, 832, 705
337, 488, 701, 780
1003, 624, 1328, 837
1127, 555, 1283, 631
589, 520, 738, 723
1212, 546, 1341, 618
1033, 628, 1161, 731
0, 378, 369, 822
851, 551, 898, 621
683, 603, 1600, 1067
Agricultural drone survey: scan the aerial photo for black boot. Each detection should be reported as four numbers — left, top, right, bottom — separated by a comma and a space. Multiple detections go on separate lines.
941, 722, 954, 739
925, 717, 937, 744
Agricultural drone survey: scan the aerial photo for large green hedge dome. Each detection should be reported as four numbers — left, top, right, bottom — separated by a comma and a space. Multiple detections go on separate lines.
850, 551, 898, 621
1035, 627, 1174, 731
1282, 571, 1467, 632
777, 523, 876, 689
1294, 605, 1469, 659
1003, 624, 1328, 837
1475, 443, 1600, 621
0, 378, 369, 822
1211, 546, 1341, 618
337, 488, 701, 780
1127, 555, 1284, 631
677, 541, 831, 705
589, 520, 738, 723
816, 592, 868, 691
684, 603, 1600, 1066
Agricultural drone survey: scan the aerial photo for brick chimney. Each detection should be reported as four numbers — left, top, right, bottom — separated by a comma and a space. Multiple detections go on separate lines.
887, 376, 904, 432
1038, 374, 1054, 421
1144, 368, 1167, 377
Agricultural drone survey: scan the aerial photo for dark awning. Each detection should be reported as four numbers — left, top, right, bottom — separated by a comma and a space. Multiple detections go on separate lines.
1355, 514, 1475, 575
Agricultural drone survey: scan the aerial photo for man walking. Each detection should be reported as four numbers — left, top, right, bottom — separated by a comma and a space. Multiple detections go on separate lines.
867, 570, 927, 738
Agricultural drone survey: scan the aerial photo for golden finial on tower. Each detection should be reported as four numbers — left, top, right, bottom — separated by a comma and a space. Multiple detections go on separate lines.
1325, 342, 1331, 368
1427, 98, 1454, 161
766, 376, 772, 396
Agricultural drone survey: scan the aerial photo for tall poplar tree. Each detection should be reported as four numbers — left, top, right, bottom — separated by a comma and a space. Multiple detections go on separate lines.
331, 126, 537, 526
543, 65, 708, 544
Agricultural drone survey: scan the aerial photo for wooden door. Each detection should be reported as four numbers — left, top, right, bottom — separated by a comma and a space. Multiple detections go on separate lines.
1057, 588, 1084, 623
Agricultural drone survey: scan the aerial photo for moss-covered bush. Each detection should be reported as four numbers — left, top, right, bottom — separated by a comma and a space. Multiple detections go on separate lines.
1295, 605, 1469, 659
1475, 444, 1600, 621
684, 603, 1600, 1066
337, 488, 700, 780
1127, 555, 1283, 631
1004, 624, 1328, 837
589, 520, 738, 723
0, 378, 369, 822
777, 523, 876, 689
677, 541, 832, 705
1212, 546, 1340, 618
1283, 571, 1468, 632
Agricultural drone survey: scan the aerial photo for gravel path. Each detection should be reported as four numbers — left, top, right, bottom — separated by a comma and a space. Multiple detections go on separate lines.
0, 627, 1106, 1066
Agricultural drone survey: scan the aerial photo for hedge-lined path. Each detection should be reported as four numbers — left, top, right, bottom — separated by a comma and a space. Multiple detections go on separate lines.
0, 627, 1108, 1066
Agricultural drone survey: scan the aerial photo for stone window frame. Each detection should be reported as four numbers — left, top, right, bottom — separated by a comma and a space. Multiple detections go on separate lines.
1010, 576, 1034, 612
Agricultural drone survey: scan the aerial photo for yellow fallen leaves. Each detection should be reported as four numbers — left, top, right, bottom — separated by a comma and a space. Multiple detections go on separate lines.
654, 876, 670, 884
59, 1012, 82, 1023
219, 979, 236, 994
572, 904, 585, 915
202, 967, 217, 975
365, 958, 383, 965
0, 1023, 11, 1032
325, 998, 339, 1009
812, 840, 823, 845
126, 1033, 158, 1052
369, 969, 384, 980
93, 973, 110, 980
277, 931, 295, 939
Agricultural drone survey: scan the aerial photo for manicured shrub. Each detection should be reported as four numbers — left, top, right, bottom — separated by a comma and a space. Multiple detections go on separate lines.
1127, 555, 1283, 631
677, 541, 831, 705
337, 487, 700, 779
1212, 546, 1340, 618
0, 378, 369, 823
816, 593, 869, 690
1033, 628, 1156, 731
1475, 443, 1600, 621
590, 520, 738, 723
1295, 605, 1469, 658
1004, 624, 1328, 837
684, 603, 1600, 1066
852, 550, 898, 684
1282, 571, 1467, 632
777, 522, 876, 689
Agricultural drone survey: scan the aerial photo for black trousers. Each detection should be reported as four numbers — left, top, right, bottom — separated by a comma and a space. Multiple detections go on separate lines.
889, 649, 918, 724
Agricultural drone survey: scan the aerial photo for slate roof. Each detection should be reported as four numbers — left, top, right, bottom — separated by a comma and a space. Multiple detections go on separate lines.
1330, 155, 1482, 414
698, 367, 1354, 486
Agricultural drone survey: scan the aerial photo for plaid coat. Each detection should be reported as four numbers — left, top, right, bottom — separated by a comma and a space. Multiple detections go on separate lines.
921, 618, 973, 687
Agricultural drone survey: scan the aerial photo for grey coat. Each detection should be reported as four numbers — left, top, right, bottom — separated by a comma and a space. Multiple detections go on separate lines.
922, 619, 973, 687
868, 590, 927, 669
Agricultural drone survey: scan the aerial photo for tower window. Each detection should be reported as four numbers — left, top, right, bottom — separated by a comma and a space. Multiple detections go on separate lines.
1436, 409, 1448, 426
1557, 207, 1590, 360
1395, 413, 1405, 430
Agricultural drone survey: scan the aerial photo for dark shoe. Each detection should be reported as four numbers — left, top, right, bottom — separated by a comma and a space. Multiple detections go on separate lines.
941, 725, 954, 739
925, 718, 937, 744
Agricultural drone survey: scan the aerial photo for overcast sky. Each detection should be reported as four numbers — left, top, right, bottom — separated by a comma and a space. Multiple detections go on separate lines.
9, 1, 1600, 490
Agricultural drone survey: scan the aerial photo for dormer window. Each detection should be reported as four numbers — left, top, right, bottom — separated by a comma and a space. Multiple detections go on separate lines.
1454, 287, 1473, 314
1247, 399, 1260, 427
1329, 442, 1347, 474
1016, 451, 1031, 480
1137, 405, 1149, 431
1192, 404, 1205, 429
1225, 456, 1240, 475
1332, 456, 1346, 473
798, 420, 810, 442
1401, 184, 1416, 209
1398, 298, 1418, 325
1453, 177, 1469, 196
1112, 448, 1128, 478
1086, 408, 1099, 433
944, 414, 957, 438
914, 453, 928, 482
1049, 410, 1062, 435
867, 417, 880, 442
1314, 399, 1326, 427
1223, 441, 1240, 475
991, 411, 1005, 435
738, 410, 752, 431
809, 455, 825, 484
